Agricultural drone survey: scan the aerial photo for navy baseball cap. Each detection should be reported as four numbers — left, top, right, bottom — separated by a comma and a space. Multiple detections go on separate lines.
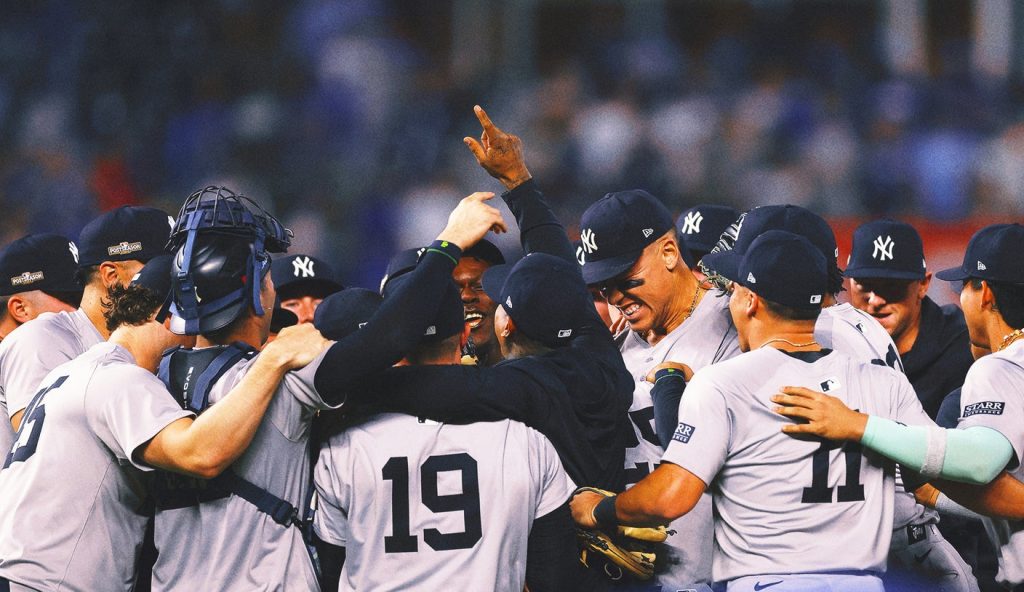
845, 219, 926, 281
462, 239, 505, 266
271, 254, 344, 299
379, 248, 464, 342
379, 248, 424, 294
676, 204, 740, 266
313, 288, 382, 340
703, 230, 826, 310
936, 224, 1024, 284
577, 190, 674, 285
481, 253, 590, 347
0, 233, 81, 297
129, 254, 174, 299
731, 205, 838, 265
78, 206, 174, 267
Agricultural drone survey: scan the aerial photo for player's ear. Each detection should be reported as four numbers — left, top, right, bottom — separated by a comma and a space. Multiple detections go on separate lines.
98, 261, 120, 290
980, 280, 997, 311
7, 294, 30, 323
918, 272, 932, 299
500, 313, 516, 338
659, 233, 681, 271
744, 288, 759, 319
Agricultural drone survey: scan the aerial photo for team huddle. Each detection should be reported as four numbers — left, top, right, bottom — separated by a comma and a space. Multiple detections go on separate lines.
0, 106, 1022, 592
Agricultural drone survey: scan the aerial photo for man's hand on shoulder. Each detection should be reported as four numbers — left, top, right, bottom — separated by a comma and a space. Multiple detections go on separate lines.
464, 105, 533, 191
262, 323, 332, 371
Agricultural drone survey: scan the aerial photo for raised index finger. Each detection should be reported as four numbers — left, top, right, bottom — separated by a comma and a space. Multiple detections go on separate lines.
474, 105, 503, 135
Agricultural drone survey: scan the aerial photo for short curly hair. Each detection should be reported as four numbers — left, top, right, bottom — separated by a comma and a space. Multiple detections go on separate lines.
102, 283, 165, 332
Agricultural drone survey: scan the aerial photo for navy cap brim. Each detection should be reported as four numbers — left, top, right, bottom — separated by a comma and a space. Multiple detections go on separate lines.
700, 250, 743, 284
580, 249, 644, 285
845, 266, 925, 281
277, 278, 344, 299
936, 266, 970, 282
481, 263, 513, 304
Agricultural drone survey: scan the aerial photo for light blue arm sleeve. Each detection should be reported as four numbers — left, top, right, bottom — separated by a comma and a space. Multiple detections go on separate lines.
861, 416, 1014, 485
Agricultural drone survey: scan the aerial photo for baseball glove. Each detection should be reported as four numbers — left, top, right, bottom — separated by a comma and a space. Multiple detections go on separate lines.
574, 487, 667, 581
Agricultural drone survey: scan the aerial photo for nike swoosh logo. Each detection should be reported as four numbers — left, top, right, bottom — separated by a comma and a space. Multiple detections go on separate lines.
754, 581, 784, 591
914, 549, 932, 563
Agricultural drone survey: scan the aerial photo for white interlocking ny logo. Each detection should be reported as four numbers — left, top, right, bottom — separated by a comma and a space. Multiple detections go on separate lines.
68, 242, 79, 264
292, 256, 315, 278
575, 246, 586, 266
872, 235, 894, 261
580, 229, 597, 254
681, 211, 703, 234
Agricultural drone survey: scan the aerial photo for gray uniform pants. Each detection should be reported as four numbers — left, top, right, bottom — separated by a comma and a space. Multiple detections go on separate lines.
887, 523, 980, 592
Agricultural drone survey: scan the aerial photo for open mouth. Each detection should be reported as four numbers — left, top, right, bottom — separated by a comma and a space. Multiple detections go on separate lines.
464, 311, 485, 329
619, 303, 641, 319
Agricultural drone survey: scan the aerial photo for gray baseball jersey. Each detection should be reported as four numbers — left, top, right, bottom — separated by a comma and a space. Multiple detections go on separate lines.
662, 347, 932, 583
0, 308, 103, 455
956, 339, 1024, 586
816, 303, 935, 529
151, 348, 338, 592
314, 414, 575, 592
0, 342, 192, 591
617, 292, 741, 587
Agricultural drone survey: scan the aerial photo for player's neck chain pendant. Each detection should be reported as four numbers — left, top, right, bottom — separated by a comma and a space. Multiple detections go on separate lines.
998, 328, 1024, 351
759, 337, 819, 350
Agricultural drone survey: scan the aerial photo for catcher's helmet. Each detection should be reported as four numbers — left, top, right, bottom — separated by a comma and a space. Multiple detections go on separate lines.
167, 187, 292, 335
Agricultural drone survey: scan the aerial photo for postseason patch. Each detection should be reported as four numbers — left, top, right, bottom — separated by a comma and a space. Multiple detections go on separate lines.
963, 401, 1005, 417
672, 422, 696, 444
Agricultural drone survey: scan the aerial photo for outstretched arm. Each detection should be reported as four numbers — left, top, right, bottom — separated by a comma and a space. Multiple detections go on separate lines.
139, 324, 331, 478
313, 192, 508, 400
921, 472, 1024, 520
772, 387, 1014, 486
570, 462, 706, 528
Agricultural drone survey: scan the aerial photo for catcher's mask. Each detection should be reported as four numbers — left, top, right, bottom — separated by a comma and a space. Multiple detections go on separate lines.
165, 186, 292, 335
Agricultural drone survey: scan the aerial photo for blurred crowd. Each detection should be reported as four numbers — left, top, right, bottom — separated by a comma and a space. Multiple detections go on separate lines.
2, 0, 1023, 287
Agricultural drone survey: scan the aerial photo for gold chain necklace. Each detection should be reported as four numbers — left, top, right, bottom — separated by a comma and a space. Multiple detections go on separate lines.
998, 329, 1024, 351
760, 337, 820, 349
684, 285, 705, 322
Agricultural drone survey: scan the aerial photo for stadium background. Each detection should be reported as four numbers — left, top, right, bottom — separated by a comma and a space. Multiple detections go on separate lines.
0, 0, 1019, 304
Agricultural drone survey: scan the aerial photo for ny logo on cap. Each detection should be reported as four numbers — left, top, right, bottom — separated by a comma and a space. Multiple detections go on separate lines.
292, 256, 315, 278
68, 241, 79, 264
575, 246, 586, 266
681, 211, 703, 234
580, 229, 598, 254
747, 272, 757, 284
872, 235, 895, 261
978, 261, 987, 271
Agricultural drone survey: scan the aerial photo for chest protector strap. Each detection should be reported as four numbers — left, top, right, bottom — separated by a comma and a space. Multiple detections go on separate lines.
156, 344, 306, 529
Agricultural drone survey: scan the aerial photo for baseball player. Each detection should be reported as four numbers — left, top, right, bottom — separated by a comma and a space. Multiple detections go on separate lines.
313, 267, 578, 592
149, 186, 505, 591
453, 239, 505, 366
0, 233, 82, 454
577, 190, 740, 590
572, 230, 937, 592
845, 219, 974, 417
775, 223, 1024, 589
704, 204, 978, 591
271, 253, 344, 324
675, 204, 739, 284
0, 233, 81, 341
0, 206, 172, 462
0, 255, 329, 591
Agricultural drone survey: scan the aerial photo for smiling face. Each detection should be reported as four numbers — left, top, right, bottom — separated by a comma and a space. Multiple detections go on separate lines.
453, 257, 498, 352
847, 274, 930, 352
592, 238, 684, 338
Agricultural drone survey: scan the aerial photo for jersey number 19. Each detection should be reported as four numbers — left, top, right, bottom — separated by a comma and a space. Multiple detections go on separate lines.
382, 453, 483, 553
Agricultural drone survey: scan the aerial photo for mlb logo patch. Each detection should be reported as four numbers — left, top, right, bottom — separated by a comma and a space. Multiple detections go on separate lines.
557, 329, 572, 338
963, 401, 1005, 417
820, 377, 841, 392
672, 422, 696, 444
